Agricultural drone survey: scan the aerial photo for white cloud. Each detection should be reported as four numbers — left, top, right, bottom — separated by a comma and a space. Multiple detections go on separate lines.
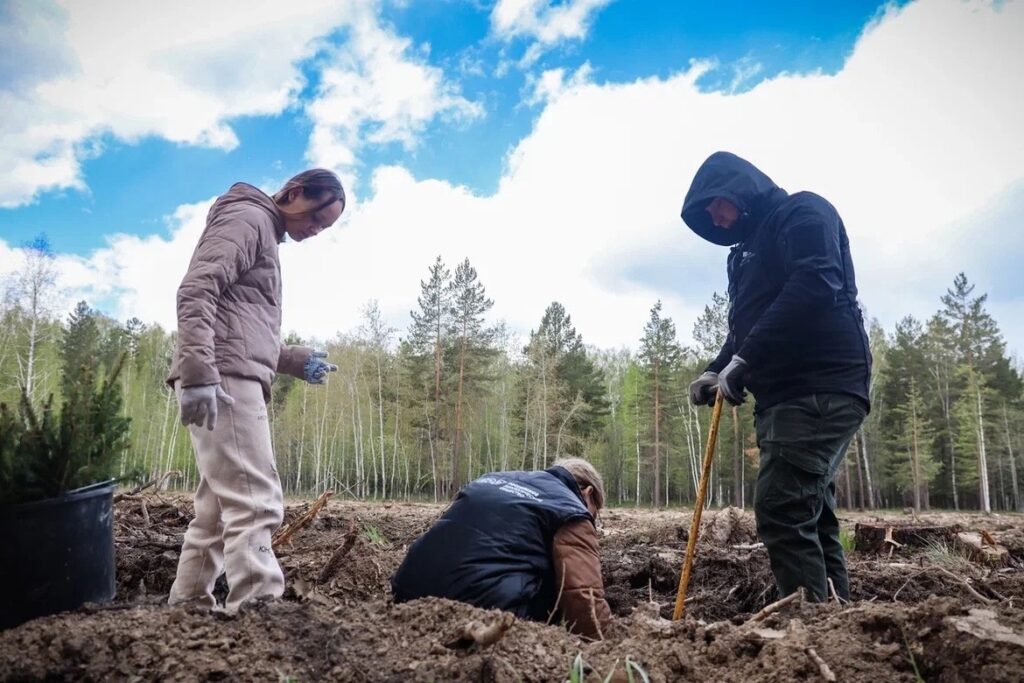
1, 0, 481, 209
525, 63, 594, 105
0, 0, 361, 208
304, 3, 483, 180
491, 0, 611, 66
8, 0, 1024, 357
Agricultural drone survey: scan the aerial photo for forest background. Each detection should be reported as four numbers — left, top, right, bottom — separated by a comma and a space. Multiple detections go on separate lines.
3, 238, 1021, 514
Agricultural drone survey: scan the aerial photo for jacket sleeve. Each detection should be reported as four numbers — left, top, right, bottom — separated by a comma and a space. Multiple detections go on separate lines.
737, 204, 845, 367
277, 344, 314, 379
706, 338, 734, 374
176, 211, 260, 388
551, 519, 613, 640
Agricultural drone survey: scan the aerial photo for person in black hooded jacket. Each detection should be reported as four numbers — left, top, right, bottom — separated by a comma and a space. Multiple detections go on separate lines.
680, 151, 871, 603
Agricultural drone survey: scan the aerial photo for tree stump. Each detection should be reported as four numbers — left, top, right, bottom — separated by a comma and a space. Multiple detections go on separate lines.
853, 523, 960, 553
955, 531, 1010, 567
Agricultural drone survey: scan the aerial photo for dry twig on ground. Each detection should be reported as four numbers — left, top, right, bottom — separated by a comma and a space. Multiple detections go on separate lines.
317, 519, 359, 583
273, 489, 333, 550
805, 647, 837, 682
746, 589, 802, 624
891, 564, 999, 604
113, 470, 181, 502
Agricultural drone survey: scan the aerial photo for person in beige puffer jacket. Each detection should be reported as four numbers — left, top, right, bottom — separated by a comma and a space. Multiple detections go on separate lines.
166, 169, 345, 611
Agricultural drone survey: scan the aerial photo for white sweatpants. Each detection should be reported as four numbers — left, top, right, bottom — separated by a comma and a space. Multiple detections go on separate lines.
169, 376, 284, 611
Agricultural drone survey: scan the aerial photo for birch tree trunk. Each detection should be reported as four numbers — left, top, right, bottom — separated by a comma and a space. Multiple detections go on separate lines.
976, 385, 991, 513
1003, 403, 1021, 512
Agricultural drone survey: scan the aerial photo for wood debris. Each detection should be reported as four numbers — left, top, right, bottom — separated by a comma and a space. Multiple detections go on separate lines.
272, 489, 333, 550
444, 613, 516, 650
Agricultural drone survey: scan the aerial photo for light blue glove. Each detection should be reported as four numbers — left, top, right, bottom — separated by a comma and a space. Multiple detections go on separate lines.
304, 350, 338, 384
179, 384, 235, 430
718, 355, 749, 405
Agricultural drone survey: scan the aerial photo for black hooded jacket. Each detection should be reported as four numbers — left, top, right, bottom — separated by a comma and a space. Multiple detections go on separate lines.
390, 467, 592, 620
681, 152, 871, 412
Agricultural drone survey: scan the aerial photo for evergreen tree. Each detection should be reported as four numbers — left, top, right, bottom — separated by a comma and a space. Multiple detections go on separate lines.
887, 377, 939, 512
639, 301, 683, 507
60, 301, 100, 399
407, 256, 452, 497
521, 303, 608, 460
447, 258, 495, 491
692, 291, 728, 361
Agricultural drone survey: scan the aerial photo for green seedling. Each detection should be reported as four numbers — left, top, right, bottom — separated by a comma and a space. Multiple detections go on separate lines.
567, 652, 586, 683
624, 656, 650, 683
839, 527, 856, 554
362, 524, 387, 546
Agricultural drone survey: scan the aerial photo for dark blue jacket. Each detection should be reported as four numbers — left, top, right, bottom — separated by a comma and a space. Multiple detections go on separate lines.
391, 467, 591, 620
681, 152, 872, 413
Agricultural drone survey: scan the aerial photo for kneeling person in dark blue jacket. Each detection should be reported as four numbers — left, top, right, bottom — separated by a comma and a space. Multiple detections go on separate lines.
391, 457, 613, 640
681, 152, 872, 603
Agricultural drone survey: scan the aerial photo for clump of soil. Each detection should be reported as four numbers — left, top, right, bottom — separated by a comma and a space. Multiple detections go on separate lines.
2, 498, 1024, 681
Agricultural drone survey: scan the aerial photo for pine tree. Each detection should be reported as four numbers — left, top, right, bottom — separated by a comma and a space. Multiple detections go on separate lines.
447, 258, 494, 491
407, 256, 452, 498
639, 301, 683, 507
521, 302, 608, 459
61, 301, 101, 399
692, 291, 728, 361
888, 377, 939, 512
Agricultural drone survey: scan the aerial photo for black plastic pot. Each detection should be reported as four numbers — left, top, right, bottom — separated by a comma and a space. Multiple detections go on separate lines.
0, 480, 116, 629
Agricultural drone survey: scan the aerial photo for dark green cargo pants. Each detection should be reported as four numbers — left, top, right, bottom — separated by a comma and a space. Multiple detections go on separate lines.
753, 393, 867, 602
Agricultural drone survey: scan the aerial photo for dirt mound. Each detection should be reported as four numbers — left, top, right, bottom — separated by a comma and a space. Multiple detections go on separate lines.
3, 498, 1024, 681
4, 593, 1023, 681
700, 506, 759, 546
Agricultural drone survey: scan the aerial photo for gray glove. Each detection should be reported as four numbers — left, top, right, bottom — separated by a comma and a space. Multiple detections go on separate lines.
179, 384, 235, 430
688, 371, 719, 406
718, 355, 749, 406
304, 350, 338, 384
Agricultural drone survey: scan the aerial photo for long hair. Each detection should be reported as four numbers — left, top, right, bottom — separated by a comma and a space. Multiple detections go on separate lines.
273, 169, 346, 212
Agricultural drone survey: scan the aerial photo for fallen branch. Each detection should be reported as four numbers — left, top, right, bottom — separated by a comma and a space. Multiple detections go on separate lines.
891, 565, 998, 604
827, 578, 847, 605
732, 542, 765, 550
746, 589, 802, 624
931, 565, 997, 605
113, 470, 181, 502
805, 647, 837, 682
272, 489, 333, 550
317, 518, 359, 583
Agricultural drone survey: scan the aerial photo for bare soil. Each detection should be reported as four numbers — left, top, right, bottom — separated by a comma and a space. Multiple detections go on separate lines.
2, 496, 1023, 681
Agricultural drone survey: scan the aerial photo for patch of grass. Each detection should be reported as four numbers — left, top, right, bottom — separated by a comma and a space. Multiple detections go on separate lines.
567, 653, 585, 683
624, 657, 651, 683
921, 538, 972, 572
362, 524, 387, 546
567, 655, 649, 683
839, 527, 856, 553
900, 628, 926, 683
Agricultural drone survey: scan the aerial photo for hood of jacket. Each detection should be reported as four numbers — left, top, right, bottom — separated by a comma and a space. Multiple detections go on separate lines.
212, 182, 286, 243
680, 151, 787, 246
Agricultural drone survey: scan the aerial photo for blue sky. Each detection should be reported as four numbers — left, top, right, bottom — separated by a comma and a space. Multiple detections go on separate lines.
2, 0, 893, 254
1, 0, 1022, 357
